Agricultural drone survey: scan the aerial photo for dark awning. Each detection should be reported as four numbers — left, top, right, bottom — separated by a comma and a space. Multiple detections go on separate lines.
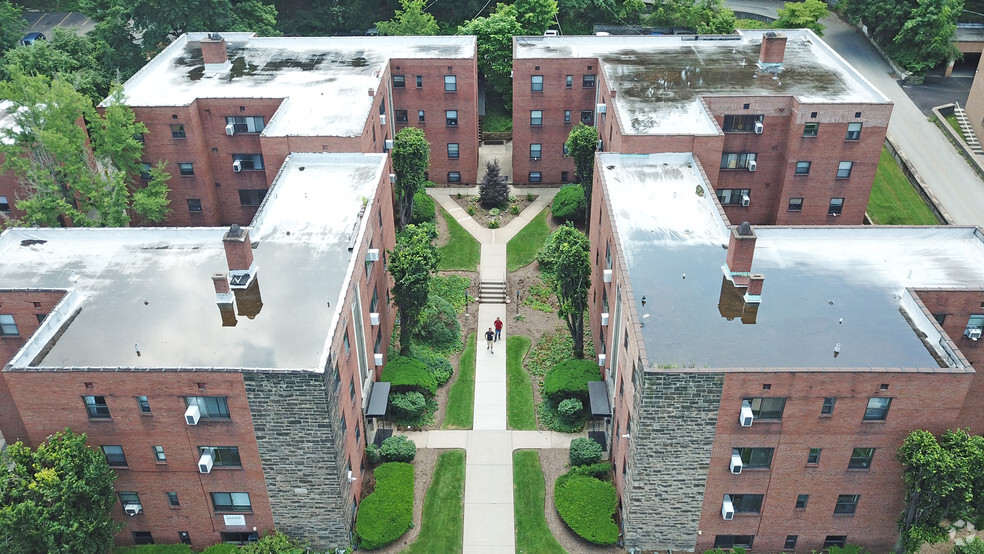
365, 381, 391, 417
588, 381, 611, 417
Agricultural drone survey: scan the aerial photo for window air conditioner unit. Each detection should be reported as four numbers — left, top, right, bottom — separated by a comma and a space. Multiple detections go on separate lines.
384, 139, 395, 151
124, 504, 143, 516
739, 400, 754, 427
596, 139, 604, 151
598, 353, 606, 366
970, 328, 982, 341
225, 123, 236, 136
185, 404, 201, 425
379, 114, 386, 125
374, 353, 384, 366
754, 121, 763, 134
232, 160, 242, 173
596, 103, 607, 114
367, 248, 380, 262
730, 450, 744, 474
389, 173, 397, 183
601, 312, 609, 326
741, 194, 750, 207
603, 269, 613, 283
370, 312, 380, 326
747, 160, 757, 172
722, 495, 735, 520
198, 451, 214, 474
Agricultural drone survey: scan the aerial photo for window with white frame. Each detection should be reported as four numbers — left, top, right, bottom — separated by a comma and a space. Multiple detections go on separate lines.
530, 143, 542, 159
392, 75, 405, 88
795, 161, 811, 175
862, 397, 891, 420
715, 188, 750, 205
447, 143, 459, 159
720, 152, 756, 169
836, 161, 853, 178
446, 110, 458, 126
531, 75, 543, 91
531, 110, 542, 126
444, 75, 456, 91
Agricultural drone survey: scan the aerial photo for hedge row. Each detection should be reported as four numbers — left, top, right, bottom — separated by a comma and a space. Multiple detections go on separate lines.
356, 462, 415, 549
552, 184, 586, 223
543, 359, 602, 403
554, 472, 618, 545
381, 356, 437, 397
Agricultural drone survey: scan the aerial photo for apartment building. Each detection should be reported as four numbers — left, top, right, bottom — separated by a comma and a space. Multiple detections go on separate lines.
588, 152, 984, 552
112, 32, 477, 227
0, 152, 397, 549
512, 31, 892, 225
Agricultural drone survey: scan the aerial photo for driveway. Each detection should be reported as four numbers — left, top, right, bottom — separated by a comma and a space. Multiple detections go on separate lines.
23, 11, 96, 37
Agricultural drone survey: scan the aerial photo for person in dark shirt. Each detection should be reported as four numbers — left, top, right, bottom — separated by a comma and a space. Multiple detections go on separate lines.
485, 327, 495, 354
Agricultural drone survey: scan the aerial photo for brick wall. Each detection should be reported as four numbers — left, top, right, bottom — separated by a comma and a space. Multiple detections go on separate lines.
0, 290, 65, 369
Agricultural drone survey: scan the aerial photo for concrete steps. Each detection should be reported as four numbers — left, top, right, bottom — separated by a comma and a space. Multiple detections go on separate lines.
478, 280, 507, 304
954, 104, 984, 155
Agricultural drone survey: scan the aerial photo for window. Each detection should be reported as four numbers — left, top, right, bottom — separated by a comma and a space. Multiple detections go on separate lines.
448, 172, 461, 183
566, 75, 573, 87
828, 197, 844, 216
101, 445, 127, 467
807, 448, 822, 465
561, 171, 569, 182
395, 110, 408, 123
716, 188, 751, 205
795, 161, 811, 175
0, 314, 18, 336
83, 395, 110, 418
785, 535, 798, 550
187, 199, 203, 213
416, 75, 422, 88
167, 492, 180, 507
837, 161, 853, 178
170, 124, 186, 138
136, 396, 151, 414
200, 446, 242, 467
846, 122, 862, 140
119, 491, 140, 507
531, 75, 543, 91
447, 143, 459, 159
788, 197, 803, 211
133, 133, 145, 143
237, 189, 266, 207
714, 535, 755, 549
446, 110, 458, 126
139, 163, 152, 180
834, 494, 860, 514
531, 110, 542, 126
418, 110, 425, 123
583, 74, 596, 88
530, 143, 542, 159
179, 531, 191, 545
225, 116, 264, 133
210, 492, 252, 513
0, 195, 8, 211
35, 314, 46, 324
232, 153, 264, 171
564, 110, 571, 124
178, 163, 194, 176
153, 445, 166, 462
444, 75, 456, 91
861, 396, 890, 420
734, 447, 774, 469
221, 532, 260, 545
727, 494, 764, 513
821, 397, 836, 415
934, 313, 947, 325
722, 114, 763, 132
744, 397, 785, 419
529, 172, 542, 183
720, 152, 757, 169
825, 536, 848, 548
795, 494, 809, 509
848, 447, 875, 469
966, 314, 984, 336
184, 396, 230, 419
803, 122, 819, 137
581, 110, 594, 125
392, 74, 405, 88
133, 532, 154, 545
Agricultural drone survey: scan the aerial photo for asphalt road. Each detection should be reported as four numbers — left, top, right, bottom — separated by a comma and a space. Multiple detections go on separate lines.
23, 11, 95, 37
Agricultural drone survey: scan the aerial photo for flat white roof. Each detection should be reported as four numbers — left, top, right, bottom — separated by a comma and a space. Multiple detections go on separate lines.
116, 33, 475, 137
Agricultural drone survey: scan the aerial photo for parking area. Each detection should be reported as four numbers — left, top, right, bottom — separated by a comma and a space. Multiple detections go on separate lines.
23, 11, 96, 37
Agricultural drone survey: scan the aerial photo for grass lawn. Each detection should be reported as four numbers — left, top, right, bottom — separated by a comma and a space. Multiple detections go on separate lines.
507, 208, 550, 271
403, 450, 466, 554
513, 450, 566, 554
945, 114, 968, 143
442, 333, 476, 429
867, 147, 940, 225
506, 336, 536, 430
438, 207, 480, 272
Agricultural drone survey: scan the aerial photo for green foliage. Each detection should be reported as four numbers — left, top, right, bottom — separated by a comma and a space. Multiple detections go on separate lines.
356, 462, 414, 548
523, 276, 554, 312
537, 224, 592, 357
514, 450, 567, 554
570, 437, 603, 466
618, 0, 648, 23
390, 390, 428, 421
736, 18, 771, 28
382, 355, 438, 396
955, 537, 984, 554
200, 546, 238, 554
510, 204, 520, 215
558, 397, 584, 423
392, 127, 431, 229
827, 545, 868, 554
552, 184, 587, 223
411, 190, 436, 224
414, 295, 462, 353
380, 435, 417, 463
402, 450, 466, 553
527, 324, 596, 384
131, 162, 173, 224
508, 209, 551, 271
565, 123, 598, 230
467, 205, 476, 216
112, 546, 192, 554
459, 7, 523, 105
442, 333, 476, 429
843, 0, 961, 74
488, 219, 500, 228
868, 147, 939, 224
0, 429, 122, 553
544, 359, 600, 402
2, 28, 108, 104
773, 0, 828, 35
376, 0, 441, 35
0, 1, 25, 54
479, 159, 510, 208
437, 208, 480, 271
567, 461, 611, 480
411, 344, 454, 385
645, 0, 736, 33
389, 223, 439, 355
553, 473, 618, 544
513, 0, 560, 34
538, 398, 586, 432
366, 443, 382, 465
240, 531, 306, 553
429, 274, 471, 312
507, 336, 537, 430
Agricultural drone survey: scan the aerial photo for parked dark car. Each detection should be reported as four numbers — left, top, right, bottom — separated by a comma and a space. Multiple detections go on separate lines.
20, 32, 45, 45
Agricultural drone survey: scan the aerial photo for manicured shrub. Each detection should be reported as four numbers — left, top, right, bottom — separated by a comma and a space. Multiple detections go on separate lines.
828, 545, 867, 554
112, 546, 193, 554
467, 205, 476, 216
554, 473, 618, 545
356, 462, 415, 549
543, 359, 602, 403
240, 531, 306, 553
381, 356, 438, 397
568, 462, 611, 479
552, 184, 586, 223
412, 345, 454, 385
380, 434, 417, 462
366, 443, 382, 465
569, 436, 603, 466
201, 545, 238, 554
411, 190, 436, 224
413, 296, 461, 353
558, 397, 583, 422
389, 391, 427, 421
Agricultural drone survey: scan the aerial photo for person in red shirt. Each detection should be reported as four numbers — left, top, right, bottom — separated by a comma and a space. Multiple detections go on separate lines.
494, 317, 503, 342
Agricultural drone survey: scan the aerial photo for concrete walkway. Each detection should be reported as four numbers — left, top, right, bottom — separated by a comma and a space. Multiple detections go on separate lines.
420, 187, 561, 552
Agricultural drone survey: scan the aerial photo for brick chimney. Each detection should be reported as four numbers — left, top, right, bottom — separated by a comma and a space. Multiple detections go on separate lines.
725, 221, 757, 278
759, 32, 787, 67
223, 224, 256, 288
212, 273, 233, 305
746, 274, 765, 303
201, 33, 230, 72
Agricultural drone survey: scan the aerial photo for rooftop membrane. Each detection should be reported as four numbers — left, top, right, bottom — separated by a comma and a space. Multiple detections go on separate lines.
515, 30, 889, 134
600, 153, 984, 370
0, 153, 386, 371
116, 33, 475, 137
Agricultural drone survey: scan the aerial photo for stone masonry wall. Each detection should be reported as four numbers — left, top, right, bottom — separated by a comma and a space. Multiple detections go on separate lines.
624, 370, 724, 551
244, 370, 350, 550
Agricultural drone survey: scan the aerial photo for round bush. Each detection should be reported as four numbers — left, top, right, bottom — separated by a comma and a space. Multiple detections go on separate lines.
569, 436, 603, 466
381, 356, 438, 397
380, 434, 417, 462
411, 190, 436, 224
356, 462, 414, 549
543, 359, 603, 403
554, 474, 618, 545
413, 296, 461, 353
411, 346, 454, 386
552, 184, 586, 223
366, 443, 382, 465
389, 391, 426, 421
558, 398, 583, 422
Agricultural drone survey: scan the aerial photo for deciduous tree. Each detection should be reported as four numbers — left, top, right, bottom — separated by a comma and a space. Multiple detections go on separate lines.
892, 0, 961, 74
459, 6, 523, 105
392, 126, 431, 230
773, 0, 828, 36
565, 123, 597, 230
0, 1, 25, 53
376, 0, 440, 36
389, 223, 440, 355
513, 0, 560, 35
537, 224, 591, 358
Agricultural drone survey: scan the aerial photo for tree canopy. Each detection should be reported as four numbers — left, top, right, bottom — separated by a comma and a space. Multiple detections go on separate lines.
392, 126, 431, 230
0, 1, 25, 54
844, 0, 961, 73
376, 0, 440, 35
537, 224, 591, 358
565, 123, 598, 230
388, 223, 440, 355
0, 429, 122, 553
645, 0, 736, 33
773, 0, 828, 36
459, 6, 524, 106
